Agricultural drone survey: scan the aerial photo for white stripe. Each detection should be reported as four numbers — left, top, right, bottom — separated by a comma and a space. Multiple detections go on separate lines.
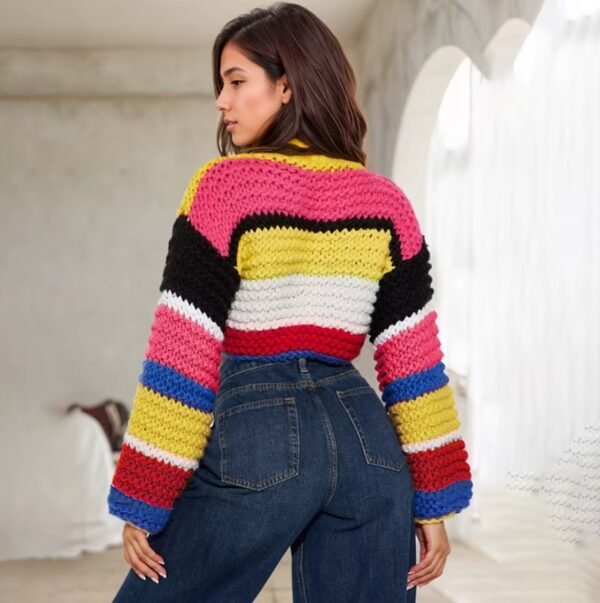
400, 428, 464, 454
159, 289, 224, 341
124, 432, 200, 471
227, 274, 379, 334
373, 299, 437, 348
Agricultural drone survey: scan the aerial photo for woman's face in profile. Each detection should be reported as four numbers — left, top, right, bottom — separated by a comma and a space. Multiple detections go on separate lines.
216, 42, 292, 147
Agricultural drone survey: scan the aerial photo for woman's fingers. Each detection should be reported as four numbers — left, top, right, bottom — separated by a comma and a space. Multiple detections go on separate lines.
410, 543, 442, 576
123, 548, 147, 581
137, 534, 166, 567
131, 537, 167, 580
127, 545, 160, 583
125, 543, 158, 582
407, 549, 442, 585
121, 525, 167, 583
419, 556, 448, 586
408, 554, 445, 587
408, 523, 451, 589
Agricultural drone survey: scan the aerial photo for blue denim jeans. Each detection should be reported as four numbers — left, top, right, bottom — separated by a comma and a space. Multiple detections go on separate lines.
113, 355, 417, 602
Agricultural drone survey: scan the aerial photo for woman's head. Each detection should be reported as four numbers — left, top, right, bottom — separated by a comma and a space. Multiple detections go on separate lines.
212, 2, 367, 165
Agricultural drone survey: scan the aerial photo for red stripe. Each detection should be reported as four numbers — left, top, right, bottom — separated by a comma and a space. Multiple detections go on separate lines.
223, 324, 364, 359
112, 444, 193, 509
405, 439, 472, 492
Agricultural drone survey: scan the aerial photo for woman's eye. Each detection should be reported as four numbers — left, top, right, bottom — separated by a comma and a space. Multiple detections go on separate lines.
231, 80, 243, 87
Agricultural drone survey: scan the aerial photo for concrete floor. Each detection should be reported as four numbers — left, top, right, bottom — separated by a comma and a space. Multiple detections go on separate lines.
1, 489, 598, 602
1, 536, 598, 602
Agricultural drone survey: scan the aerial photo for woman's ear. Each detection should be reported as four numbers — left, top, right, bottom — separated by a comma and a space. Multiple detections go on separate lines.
279, 74, 292, 104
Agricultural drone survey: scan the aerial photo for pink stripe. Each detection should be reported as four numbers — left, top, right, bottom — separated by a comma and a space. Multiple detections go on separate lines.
145, 304, 221, 391
373, 310, 443, 387
189, 158, 423, 261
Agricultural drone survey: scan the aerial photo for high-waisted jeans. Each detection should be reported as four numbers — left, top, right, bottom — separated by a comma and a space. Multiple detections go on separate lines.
113, 355, 417, 602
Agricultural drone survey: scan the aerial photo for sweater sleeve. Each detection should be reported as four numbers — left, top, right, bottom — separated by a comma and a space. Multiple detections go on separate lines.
107, 160, 240, 535
368, 189, 473, 525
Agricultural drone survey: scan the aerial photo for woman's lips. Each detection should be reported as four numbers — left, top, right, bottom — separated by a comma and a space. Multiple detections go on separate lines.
226, 122, 237, 131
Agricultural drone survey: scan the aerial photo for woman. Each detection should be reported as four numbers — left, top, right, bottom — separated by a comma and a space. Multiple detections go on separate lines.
108, 2, 473, 601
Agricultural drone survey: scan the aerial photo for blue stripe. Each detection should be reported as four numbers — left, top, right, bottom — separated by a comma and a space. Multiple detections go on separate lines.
381, 362, 449, 407
413, 479, 473, 522
225, 350, 352, 366
139, 359, 216, 412
107, 485, 172, 534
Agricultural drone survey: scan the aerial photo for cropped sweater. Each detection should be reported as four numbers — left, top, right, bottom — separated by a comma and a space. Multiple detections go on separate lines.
107, 138, 473, 534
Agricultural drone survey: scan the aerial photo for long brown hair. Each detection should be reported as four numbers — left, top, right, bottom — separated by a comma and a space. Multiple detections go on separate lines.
212, 2, 367, 165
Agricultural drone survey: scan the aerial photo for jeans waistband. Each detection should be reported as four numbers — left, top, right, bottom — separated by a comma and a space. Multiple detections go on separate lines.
219, 354, 357, 388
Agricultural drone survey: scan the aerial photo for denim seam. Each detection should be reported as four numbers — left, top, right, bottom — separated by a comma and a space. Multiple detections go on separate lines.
219, 360, 285, 386
218, 396, 300, 490
217, 395, 293, 419
335, 384, 375, 397
312, 392, 338, 508
314, 368, 360, 386
298, 539, 309, 603
335, 389, 407, 472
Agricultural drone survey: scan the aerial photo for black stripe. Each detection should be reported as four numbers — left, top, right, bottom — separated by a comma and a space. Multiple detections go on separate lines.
160, 215, 240, 330
368, 236, 434, 343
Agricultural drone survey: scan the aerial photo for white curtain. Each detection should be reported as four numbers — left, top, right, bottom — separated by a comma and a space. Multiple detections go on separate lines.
425, 0, 600, 545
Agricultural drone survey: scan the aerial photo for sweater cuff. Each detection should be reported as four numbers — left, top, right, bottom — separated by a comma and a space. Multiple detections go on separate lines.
412, 479, 473, 524
107, 485, 172, 535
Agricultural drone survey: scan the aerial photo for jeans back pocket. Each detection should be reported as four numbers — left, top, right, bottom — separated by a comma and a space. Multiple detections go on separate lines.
217, 395, 300, 490
335, 385, 407, 472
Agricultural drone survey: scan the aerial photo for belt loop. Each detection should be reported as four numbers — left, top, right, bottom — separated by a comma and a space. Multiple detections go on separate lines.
298, 357, 309, 374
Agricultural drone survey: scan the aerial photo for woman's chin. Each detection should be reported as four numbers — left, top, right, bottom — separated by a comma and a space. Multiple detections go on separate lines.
231, 132, 247, 146
232, 132, 261, 148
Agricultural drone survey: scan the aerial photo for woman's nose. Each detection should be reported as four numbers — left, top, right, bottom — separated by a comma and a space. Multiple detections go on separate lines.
216, 92, 229, 112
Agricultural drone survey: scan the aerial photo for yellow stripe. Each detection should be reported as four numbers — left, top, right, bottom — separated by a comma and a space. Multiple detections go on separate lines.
128, 384, 213, 460
415, 512, 457, 524
175, 150, 365, 217
237, 225, 393, 280
226, 151, 366, 173
387, 385, 460, 444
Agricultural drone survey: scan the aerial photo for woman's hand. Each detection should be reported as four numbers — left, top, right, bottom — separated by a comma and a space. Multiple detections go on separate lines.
407, 521, 451, 589
122, 523, 167, 583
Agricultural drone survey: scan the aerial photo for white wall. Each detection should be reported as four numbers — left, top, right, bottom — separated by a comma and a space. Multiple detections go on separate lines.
0, 48, 224, 559
1, 49, 219, 415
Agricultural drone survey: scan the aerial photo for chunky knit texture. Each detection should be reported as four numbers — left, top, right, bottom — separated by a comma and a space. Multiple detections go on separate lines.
107, 138, 473, 534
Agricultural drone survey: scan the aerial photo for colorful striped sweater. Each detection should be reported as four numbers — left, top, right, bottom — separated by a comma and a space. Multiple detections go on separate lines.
107, 138, 473, 534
